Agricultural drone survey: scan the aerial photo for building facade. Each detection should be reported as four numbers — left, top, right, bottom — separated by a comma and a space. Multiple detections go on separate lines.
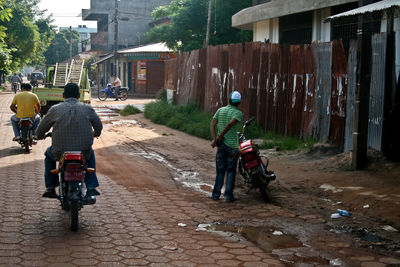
82, 0, 173, 52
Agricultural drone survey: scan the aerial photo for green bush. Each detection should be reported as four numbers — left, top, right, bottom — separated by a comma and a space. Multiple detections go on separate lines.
144, 100, 316, 151
156, 88, 167, 102
120, 105, 142, 116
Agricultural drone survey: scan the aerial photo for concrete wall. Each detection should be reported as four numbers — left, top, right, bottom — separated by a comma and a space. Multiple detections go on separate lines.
85, 0, 173, 51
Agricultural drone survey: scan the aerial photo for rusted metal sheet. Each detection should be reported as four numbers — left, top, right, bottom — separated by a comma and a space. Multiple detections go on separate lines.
175, 50, 199, 105
286, 45, 305, 137
368, 33, 387, 151
301, 45, 317, 138
330, 40, 348, 150
146, 61, 165, 94
164, 58, 177, 90
258, 43, 270, 131
276, 45, 290, 136
314, 42, 332, 142
344, 40, 357, 152
205, 45, 224, 114
241, 42, 256, 120
196, 48, 207, 111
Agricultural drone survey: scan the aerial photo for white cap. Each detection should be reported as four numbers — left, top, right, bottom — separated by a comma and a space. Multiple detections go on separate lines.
230, 91, 241, 103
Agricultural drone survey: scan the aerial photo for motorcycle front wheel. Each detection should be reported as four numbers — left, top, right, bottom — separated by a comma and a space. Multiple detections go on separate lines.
69, 199, 79, 231
98, 91, 108, 101
118, 89, 128, 101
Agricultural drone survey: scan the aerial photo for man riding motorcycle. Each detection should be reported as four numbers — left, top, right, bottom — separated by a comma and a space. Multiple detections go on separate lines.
10, 83, 41, 142
36, 83, 103, 198
10, 72, 22, 93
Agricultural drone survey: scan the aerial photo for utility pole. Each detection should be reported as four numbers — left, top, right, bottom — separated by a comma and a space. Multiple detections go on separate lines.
114, 0, 120, 77
69, 26, 72, 59
204, 0, 212, 47
352, 0, 373, 169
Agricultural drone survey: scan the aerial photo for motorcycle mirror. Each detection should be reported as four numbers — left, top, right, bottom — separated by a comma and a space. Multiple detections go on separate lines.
245, 116, 255, 126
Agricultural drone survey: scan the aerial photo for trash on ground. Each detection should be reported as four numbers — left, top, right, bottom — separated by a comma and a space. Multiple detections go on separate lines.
320, 184, 343, 193
382, 225, 398, 232
163, 242, 178, 251
333, 201, 342, 205
177, 223, 187, 227
196, 223, 211, 231
330, 258, 342, 266
273, 230, 283, 235
337, 209, 352, 217
331, 213, 341, 219
363, 204, 370, 209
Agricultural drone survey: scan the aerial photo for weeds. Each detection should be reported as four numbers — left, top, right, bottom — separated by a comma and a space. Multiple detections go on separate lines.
144, 99, 316, 151
120, 105, 141, 116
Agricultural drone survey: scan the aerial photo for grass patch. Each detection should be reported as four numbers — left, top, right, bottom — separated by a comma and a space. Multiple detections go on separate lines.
144, 100, 316, 151
0, 86, 5, 91
120, 105, 141, 116
144, 100, 212, 140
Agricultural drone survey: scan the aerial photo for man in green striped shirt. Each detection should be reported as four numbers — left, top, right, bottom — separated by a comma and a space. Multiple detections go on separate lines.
210, 91, 243, 202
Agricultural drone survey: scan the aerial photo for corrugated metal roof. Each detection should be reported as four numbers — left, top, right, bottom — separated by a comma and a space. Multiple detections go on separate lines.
326, 0, 400, 21
119, 42, 172, 54
232, 0, 357, 30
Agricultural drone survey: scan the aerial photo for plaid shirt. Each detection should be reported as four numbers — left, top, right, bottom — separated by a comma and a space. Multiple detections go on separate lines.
36, 98, 102, 160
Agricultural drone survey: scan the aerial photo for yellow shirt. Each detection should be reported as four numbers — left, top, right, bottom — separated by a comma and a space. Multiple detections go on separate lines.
12, 91, 39, 118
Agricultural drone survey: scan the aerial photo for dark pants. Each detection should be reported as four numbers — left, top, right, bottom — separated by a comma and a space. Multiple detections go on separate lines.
113, 86, 120, 99
44, 147, 99, 189
212, 143, 239, 201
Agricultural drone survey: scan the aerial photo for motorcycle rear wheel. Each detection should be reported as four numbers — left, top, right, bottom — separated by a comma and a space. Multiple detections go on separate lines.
21, 127, 30, 153
69, 199, 79, 231
254, 173, 269, 201
118, 89, 128, 101
98, 91, 108, 101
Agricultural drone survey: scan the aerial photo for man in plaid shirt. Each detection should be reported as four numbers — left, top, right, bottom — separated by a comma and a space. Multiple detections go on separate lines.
36, 83, 103, 198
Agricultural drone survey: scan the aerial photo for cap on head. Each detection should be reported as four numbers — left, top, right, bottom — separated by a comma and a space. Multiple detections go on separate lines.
230, 91, 241, 104
64, 83, 80, 98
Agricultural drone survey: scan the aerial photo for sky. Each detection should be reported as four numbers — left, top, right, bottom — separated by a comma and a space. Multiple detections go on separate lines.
38, 0, 97, 29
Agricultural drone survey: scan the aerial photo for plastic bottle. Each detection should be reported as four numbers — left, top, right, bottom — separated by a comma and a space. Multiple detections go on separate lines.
337, 209, 352, 217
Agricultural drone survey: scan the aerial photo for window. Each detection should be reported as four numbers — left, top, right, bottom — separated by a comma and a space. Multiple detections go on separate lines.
279, 11, 312, 45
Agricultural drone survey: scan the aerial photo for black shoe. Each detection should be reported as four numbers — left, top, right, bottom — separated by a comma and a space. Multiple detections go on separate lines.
114, 98, 119, 101
42, 188, 58, 198
86, 188, 100, 197
211, 196, 219, 201
225, 197, 238, 203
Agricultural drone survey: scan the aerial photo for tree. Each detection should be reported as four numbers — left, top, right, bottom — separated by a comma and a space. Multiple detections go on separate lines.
31, 17, 56, 67
2, 0, 48, 70
44, 29, 80, 64
146, 0, 252, 52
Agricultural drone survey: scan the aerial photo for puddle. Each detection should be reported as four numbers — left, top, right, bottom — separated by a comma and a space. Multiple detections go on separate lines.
208, 224, 331, 266
329, 225, 392, 243
126, 149, 213, 195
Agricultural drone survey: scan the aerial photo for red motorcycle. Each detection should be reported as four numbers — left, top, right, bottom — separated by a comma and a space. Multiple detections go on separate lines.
18, 118, 34, 152
238, 117, 276, 201
48, 135, 96, 231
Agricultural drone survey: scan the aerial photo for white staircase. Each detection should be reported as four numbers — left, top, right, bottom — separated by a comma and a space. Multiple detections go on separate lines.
67, 59, 84, 86
53, 62, 69, 86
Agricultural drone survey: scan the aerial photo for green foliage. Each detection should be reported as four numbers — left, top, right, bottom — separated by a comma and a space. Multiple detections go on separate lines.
144, 100, 213, 139
0, 0, 53, 71
146, 0, 252, 52
156, 88, 167, 102
245, 122, 316, 151
145, 100, 316, 151
84, 55, 98, 80
120, 105, 142, 116
44, 30, 80, 65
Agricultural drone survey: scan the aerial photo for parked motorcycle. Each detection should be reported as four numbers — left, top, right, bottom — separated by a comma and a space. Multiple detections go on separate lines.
17, 118, 35, 153
47, 133, 96, 231
98, 83, 129, 101
237, 117, 276, 201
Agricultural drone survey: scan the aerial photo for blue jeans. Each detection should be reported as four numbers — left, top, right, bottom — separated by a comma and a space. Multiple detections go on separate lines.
212, 143, 239, 200
11, 114, 40, 137
44, 147, 99, 189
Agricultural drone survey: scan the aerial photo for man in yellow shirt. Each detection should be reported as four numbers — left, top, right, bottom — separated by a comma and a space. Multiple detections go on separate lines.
10, 83, 41, 141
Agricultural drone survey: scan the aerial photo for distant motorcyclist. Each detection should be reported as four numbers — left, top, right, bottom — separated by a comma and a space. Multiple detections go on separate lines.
111, 76, 121, 101
10, 83, 41, 141
10, 72, 22, 93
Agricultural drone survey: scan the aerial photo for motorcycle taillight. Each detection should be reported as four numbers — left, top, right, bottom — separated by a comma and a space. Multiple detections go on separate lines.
64, 163, 84, 181
19, 120, 32, 127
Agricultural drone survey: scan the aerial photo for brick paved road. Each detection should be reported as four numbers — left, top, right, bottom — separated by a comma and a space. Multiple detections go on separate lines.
0, 92, 284, 266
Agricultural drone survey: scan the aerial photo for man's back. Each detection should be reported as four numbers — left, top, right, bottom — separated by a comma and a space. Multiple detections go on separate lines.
11, 75, 21, 83
36, 98, 102, 159
12, 91, 39, 118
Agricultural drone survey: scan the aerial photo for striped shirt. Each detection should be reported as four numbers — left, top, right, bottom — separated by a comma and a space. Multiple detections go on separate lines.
213, 105, 242, 148
36, 98, 103, 160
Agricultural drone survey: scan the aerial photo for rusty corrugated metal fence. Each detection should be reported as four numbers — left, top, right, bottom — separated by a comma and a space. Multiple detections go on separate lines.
164, 38, 388, 150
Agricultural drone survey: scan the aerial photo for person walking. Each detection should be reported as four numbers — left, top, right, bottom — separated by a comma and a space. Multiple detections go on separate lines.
210, 91, 242, 202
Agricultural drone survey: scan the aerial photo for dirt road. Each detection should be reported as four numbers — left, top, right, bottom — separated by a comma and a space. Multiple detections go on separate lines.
0, 90, 399, 266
